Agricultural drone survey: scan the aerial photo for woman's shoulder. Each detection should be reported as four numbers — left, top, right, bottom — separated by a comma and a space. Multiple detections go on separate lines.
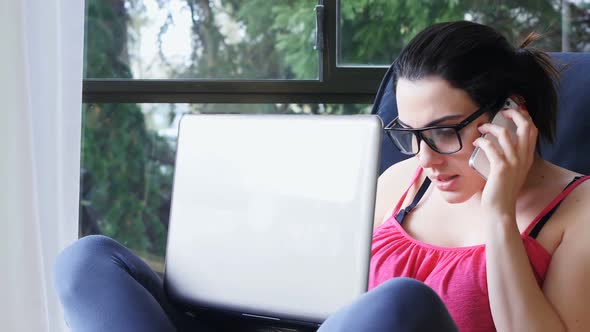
542, 163, 588, 200
379, 157, 421, 184
556, 169, 590, 217
538, 163, 590, 231
373, 158, 423, 228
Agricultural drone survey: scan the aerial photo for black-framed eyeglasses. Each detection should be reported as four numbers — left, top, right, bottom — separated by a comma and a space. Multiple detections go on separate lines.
384, 107, 490, 156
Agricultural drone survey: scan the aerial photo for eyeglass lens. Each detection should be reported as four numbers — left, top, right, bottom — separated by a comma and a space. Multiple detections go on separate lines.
389, 127, 461, 154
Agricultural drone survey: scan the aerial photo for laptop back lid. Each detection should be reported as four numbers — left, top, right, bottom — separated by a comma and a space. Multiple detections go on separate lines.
164, 114, 382, 324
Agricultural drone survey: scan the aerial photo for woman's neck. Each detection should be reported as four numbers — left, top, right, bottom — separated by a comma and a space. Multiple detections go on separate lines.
439, 156, 550, 209
522, 156, 553, 190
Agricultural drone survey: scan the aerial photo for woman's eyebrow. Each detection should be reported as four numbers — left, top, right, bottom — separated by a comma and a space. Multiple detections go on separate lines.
397, 114, 464, 128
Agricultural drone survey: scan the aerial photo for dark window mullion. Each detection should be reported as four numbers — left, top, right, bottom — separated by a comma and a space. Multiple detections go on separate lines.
321, 0, 337, 83
82, 92, 374, 104
329, 67, 387, 82
83, 80, 381, 93
316, 0, 326, 81
83, 80, 376, 104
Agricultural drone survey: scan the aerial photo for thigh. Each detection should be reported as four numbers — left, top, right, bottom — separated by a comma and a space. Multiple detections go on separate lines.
318, 277, 458, 332
54, 235, 213, 332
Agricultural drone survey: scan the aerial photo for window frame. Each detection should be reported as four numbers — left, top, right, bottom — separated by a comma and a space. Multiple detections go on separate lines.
82, 0, 388, 105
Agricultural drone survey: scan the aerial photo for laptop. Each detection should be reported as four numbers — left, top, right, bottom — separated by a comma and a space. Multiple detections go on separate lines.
164, 114, 382, 327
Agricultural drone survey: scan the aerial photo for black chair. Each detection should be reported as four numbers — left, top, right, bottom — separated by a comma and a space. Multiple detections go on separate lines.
371, 52, 590, 176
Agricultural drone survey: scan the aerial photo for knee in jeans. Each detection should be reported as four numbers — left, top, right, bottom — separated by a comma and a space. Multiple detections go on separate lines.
373, 277, 443, 312
53, 235, 121, 299
356, 278, 456, 331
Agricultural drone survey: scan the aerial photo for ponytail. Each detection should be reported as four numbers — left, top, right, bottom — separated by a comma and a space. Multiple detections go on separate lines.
511, 32, 560, 145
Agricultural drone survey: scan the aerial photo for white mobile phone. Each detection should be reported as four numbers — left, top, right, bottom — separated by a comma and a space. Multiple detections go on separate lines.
468, 98, 519, 180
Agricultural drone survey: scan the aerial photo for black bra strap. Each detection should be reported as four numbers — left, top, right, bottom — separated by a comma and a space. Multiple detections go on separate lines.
395, 178, 432, 224
529, 176, 583, 239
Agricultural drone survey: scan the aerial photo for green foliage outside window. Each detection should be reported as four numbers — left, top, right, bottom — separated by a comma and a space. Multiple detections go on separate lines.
83, 0, 170, 255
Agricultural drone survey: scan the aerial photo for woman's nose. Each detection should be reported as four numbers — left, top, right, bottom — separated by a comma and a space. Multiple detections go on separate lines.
417, 140, 444, 168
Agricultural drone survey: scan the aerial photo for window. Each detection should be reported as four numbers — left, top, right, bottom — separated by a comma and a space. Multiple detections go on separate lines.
338, 0, 590, 66
85, 0, 319, 79
82, 0, 589, 272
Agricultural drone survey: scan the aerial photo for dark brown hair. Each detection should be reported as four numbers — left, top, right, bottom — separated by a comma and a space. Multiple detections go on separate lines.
393, 21, 559, 145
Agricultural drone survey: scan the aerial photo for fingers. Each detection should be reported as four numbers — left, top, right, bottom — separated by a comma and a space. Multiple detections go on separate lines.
473, 108, 538, 175
476, 123, 517, 163
500, 108, 538, 163
473, 135, 507, 173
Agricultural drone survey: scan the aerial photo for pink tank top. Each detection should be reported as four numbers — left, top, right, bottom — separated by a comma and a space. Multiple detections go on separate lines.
370, 167, 589, 331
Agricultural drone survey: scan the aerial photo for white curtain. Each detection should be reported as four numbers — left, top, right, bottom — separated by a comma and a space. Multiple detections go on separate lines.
0, 0, 85, 331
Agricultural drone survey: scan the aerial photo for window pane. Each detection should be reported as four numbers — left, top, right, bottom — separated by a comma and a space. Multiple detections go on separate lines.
79, 103, 371, 272
84, 0, 318, 79
339, 0, 590, 66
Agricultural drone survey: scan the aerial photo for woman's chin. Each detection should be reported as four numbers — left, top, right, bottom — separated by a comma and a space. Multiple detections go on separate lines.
436, 183, 483, 204
438, 191, 472, 204
431, 171, 486, 204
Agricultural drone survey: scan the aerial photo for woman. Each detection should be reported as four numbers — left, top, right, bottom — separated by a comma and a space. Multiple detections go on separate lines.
345, 21, 589, 331
55, 21, 590, 331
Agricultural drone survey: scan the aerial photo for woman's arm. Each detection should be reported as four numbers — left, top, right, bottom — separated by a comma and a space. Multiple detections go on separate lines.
539, 188, 590, 331
485, 217, 564, 332
475, 107, 590, 331
485, 184, 590, 332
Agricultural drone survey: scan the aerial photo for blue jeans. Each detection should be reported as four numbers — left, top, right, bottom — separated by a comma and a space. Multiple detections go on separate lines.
54, 235, 457, 332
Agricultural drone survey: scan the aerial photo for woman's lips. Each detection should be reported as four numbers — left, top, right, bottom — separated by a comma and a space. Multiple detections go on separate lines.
431, 175, 459, 191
